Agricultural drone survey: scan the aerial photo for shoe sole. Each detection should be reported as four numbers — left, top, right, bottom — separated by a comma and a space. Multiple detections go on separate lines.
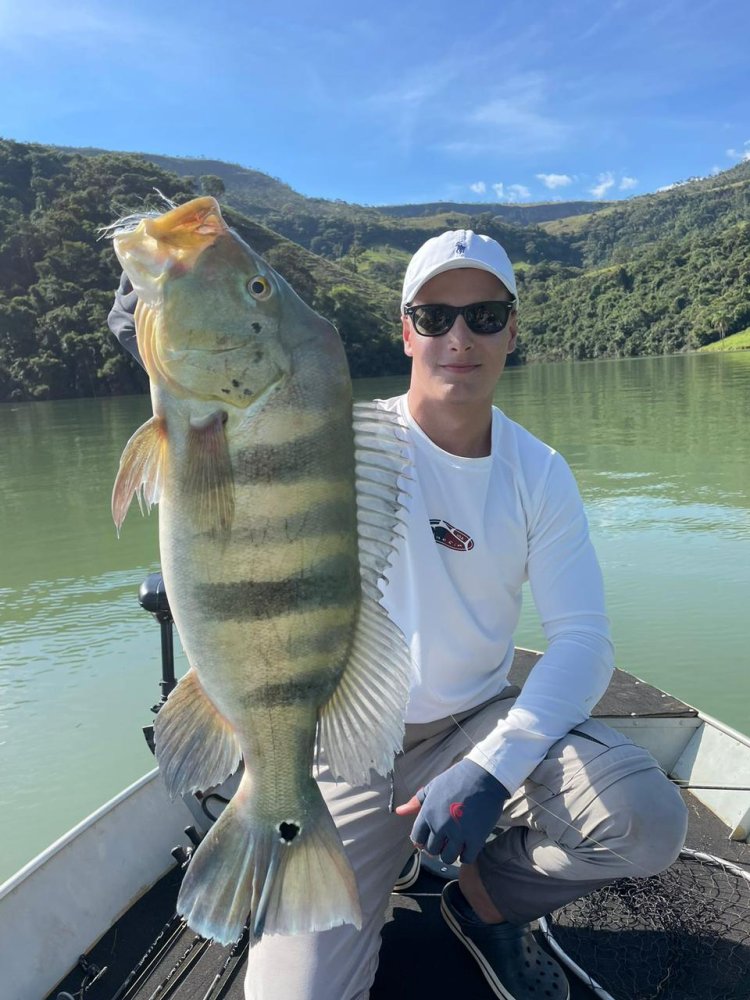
440, 897, 570, 1000
393, 853, 421, 892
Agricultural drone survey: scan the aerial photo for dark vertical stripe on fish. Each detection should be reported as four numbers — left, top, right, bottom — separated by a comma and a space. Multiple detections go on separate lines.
193, 498, 355, 543
232, 427, 353, 485
197, 554, 359, 621
241, 670, 340, 709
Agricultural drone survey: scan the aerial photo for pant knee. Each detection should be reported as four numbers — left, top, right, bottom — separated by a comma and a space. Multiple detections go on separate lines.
606, 768, 688, 876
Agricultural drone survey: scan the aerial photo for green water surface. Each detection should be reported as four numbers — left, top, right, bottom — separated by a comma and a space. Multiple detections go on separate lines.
1, 352, 748, 882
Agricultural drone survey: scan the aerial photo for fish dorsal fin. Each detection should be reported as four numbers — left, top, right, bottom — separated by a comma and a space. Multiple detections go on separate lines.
111, 415, 168, 533
318, 402, 414, 786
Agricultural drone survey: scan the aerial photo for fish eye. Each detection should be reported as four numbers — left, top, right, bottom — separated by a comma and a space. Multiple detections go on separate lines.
248, 275, 272, 300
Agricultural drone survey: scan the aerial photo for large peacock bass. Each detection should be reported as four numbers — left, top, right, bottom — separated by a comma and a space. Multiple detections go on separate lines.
110, 197, 411, 944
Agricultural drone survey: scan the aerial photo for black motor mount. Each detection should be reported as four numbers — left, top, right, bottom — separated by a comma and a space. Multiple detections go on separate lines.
139, 572, 176, 751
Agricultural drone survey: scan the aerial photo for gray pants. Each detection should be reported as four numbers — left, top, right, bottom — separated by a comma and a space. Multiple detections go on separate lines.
244, 690, 688, 1000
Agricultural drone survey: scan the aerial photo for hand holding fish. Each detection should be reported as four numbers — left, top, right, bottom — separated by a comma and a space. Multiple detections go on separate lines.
395, 758, 509, 864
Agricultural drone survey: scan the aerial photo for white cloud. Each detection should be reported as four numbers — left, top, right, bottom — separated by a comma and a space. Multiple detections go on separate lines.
726, 140, 750, 162
536, 173, 573, 190
0, 0, 158, 53
469, 181, 486, 195
710, 165, 722, 175
590, 172, 615, 198
619, 176, 638, 190
656, 179, 695, 192
461, 72, 568, 154
491, 182, 532, 202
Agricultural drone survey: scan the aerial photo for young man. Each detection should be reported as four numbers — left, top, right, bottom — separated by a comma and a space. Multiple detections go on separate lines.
109, 231, 687, 1000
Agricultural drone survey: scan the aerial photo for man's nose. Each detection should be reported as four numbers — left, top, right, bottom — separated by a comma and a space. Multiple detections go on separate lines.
447, 315, 474, 348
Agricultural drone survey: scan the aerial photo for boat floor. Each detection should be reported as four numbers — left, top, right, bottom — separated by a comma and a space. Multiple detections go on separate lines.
50, 665, 750, 1000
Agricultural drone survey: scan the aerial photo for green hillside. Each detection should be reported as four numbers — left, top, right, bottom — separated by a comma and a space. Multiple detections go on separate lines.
377, 200, 610, 225
1, 137, 749, 401
699, 328, 750, 351
0, 140, 405, 401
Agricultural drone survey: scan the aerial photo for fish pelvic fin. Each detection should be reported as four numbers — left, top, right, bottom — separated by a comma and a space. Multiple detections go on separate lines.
112, 415, 167, 534
154, 667, 241, 798
177, 775, 361, 943
184, 412, 236, 539
318, 402, 414, 786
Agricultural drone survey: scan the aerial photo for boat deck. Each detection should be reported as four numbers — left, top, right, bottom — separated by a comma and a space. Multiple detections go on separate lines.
49, 660, 750, 1000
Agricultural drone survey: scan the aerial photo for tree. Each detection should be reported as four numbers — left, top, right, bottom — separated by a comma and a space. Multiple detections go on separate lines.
200, 174, 226, 199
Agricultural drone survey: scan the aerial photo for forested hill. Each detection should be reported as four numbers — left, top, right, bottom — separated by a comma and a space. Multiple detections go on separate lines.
1, 138, 749, 402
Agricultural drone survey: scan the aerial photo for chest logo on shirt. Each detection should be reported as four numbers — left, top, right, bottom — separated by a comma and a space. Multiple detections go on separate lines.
429, 518, 475, 551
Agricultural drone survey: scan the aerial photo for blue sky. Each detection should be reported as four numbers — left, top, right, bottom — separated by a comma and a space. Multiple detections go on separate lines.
1, 0, 749, 206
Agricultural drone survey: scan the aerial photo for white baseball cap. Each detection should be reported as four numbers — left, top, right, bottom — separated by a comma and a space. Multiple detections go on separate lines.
401, 230, 517, 310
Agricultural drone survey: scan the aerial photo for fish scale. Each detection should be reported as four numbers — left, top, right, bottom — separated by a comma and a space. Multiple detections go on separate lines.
110, 196, 413, 943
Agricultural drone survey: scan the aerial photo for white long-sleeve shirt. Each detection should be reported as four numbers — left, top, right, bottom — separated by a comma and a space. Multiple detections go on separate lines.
377, 394, 615, 794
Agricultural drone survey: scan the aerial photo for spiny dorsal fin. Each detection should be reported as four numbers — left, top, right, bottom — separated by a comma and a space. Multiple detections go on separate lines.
318, 401, 414, 785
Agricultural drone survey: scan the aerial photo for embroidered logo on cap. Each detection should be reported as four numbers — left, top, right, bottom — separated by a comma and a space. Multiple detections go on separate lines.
430, 519, 475, 551
454, 241, 466, 256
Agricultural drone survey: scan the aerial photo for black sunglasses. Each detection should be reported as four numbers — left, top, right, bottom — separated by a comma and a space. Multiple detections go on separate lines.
403, 299, 516, 337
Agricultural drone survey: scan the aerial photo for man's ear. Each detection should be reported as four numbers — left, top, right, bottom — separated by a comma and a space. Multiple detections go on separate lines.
506, 311, 518, 353
402, 315, 414, 357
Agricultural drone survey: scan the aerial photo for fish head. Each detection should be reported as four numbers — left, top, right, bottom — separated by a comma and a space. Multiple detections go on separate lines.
113, 197, 332, 409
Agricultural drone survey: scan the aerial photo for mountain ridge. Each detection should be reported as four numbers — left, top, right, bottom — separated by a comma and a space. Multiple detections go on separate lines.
1, 137, 748, 401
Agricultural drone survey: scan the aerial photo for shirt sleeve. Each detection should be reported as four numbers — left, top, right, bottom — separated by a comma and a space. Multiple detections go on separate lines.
466, 452, 614, 792
107, 271, 144, 368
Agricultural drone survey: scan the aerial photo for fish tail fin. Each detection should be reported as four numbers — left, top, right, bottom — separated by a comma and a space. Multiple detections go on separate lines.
177, 775, 361, 944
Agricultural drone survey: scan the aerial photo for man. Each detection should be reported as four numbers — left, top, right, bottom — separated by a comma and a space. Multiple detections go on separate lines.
109, 230, 687, 1000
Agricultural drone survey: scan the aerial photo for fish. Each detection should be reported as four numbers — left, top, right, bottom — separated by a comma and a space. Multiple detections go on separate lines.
110, 196, 412, 944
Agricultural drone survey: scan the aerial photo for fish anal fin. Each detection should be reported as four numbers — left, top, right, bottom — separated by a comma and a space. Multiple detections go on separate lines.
185, 412, 235, 538
112, 415, 167, 533
154, 667, 241, 799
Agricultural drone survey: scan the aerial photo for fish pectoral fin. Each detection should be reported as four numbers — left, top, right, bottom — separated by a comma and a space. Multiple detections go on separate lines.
317, 401, 413, 786
185, 413, 235, 538
153, 667, 241, 798
112, 415, 168, 533
177, 774, 361, 943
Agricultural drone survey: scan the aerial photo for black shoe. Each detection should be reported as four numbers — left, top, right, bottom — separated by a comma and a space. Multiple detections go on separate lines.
440, 881, 569, 1000
393, 849, 421, 891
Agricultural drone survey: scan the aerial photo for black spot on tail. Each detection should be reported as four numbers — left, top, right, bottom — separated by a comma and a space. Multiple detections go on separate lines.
279, 822, 300, 843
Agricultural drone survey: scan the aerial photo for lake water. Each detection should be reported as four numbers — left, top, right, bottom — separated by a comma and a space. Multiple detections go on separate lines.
1, 352, 749, 883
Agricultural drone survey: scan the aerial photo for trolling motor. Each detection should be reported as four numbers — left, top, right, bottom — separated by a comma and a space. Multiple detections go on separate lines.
139, 571, 176, 752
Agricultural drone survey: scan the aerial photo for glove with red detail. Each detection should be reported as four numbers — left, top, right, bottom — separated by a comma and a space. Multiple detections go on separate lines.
395, 758, 510, 864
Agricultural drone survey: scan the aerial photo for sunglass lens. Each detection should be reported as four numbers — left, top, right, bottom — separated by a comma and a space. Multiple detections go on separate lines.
413, 304, 454, 336
465, 301, 510, 333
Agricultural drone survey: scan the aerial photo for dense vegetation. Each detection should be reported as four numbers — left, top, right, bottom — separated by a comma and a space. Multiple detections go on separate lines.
1, 139, 749, 401
0, 141, 405, 401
